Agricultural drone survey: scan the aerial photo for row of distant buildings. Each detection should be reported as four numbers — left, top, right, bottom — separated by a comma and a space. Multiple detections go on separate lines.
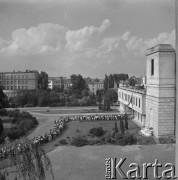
0, 71, 105, 98
48, 77, 105, 94
0, 69, 145, 99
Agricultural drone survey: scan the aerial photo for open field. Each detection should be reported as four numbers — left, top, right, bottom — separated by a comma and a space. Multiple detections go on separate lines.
3, 144, 176, 180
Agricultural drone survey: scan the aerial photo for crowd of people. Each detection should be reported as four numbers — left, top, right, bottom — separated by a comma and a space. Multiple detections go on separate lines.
0, 113, 130, 160
64, 113, 129, 122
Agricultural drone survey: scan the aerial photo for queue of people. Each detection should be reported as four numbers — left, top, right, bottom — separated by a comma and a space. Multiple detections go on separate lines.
64, 113, 129, 122
0, 117, 65, 160
0, 113, 130, 160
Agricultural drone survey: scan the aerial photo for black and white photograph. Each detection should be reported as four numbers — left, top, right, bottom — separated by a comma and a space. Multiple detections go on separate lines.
0, 0, 177, 179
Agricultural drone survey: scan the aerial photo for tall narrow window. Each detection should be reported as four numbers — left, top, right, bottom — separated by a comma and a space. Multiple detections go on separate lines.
151, 59, 154, 75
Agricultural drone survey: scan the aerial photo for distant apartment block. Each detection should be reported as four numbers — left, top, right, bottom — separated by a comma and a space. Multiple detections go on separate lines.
48, 77, 71, 90
0, 70, 38, 98
86, 79, 104, 95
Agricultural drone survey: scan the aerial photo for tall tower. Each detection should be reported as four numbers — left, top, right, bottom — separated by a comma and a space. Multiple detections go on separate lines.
146, 44, 176, 137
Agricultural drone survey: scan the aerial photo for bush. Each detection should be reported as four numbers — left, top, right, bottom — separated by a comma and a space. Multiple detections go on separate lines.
59, 139, 68, 145
89, 127, 105, 137
1, 110, 39, 142
115, 133, 136, 145
71, 136, 89, 147
0, 108, 8, 116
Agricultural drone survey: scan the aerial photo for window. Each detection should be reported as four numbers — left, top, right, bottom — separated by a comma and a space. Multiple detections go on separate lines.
11, 86, 13, 90
139, 99, 140, 107
136, 98, 137, 106
151, 59, 154, 75
7, 86, 9, 90
11, 81, 13, 84
18, 86, 20, 89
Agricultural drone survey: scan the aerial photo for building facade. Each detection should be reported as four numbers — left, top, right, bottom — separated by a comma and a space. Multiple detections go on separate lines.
0, 70, 38, 98
48, 77, 71, 90
86, 80, 104, 95
118, 44, 176, 138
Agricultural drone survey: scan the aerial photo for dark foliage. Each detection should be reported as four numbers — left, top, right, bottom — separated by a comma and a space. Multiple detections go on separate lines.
71, 136, 89, 147
120, 120, 125, 134
59, 139, 68, 145
1, 111, 38, 142
89, 127, 105, 137
0, 118, 4, 137
114, 121, 119, 134
0, 108, 8, 116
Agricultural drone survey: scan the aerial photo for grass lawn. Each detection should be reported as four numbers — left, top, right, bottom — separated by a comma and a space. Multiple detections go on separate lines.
41, 119, 156, 153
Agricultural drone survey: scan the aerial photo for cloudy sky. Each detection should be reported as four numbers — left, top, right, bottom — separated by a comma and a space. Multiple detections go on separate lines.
0, 0, 175, 78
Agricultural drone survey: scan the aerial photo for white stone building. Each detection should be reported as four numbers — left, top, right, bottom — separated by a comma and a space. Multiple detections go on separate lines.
118, 44, 176, 138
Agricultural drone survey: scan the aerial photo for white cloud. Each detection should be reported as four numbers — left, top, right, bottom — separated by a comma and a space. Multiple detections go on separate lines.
122, 31, 130, 41
65, 19, 111, 51
0, 18, 175, 67
124, 30, 175, 55
0, 23, 68, 55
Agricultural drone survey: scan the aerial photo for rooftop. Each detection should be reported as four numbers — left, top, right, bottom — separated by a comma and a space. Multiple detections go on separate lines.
146, 44, 175, 56
119, 86, 146, 95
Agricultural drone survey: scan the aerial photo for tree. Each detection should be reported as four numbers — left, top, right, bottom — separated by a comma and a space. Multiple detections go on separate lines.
38, 71, 49, 90
113, 74, 128, 82
0, 86, 8, 108
124, 114, 129, 130
0, 138, 54, 180
81, 88, 89, 98
104, 91, 110, 111
70, 74, 87, 95
113, 74, 129, 87
108, 89, 118, 103
97, 90, 103, 110
114, 121, 119, 134
103, 75, 110, 110
128, 78, 137, 87
104, 74, 109, 92
0, 118, 4, 137
88, 93, 96, 106
37, 90, 50, 106
108, 74, 114, 88
120, 120, 125, 134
